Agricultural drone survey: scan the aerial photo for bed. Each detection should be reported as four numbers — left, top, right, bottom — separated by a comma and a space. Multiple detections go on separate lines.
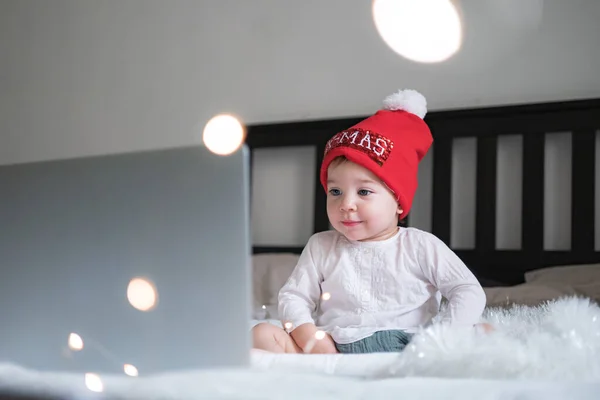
245, 98, 600, 383
2, 98, 600, 399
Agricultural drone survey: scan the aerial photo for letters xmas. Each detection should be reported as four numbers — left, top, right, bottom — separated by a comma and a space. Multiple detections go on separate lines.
324, 128, 394, 166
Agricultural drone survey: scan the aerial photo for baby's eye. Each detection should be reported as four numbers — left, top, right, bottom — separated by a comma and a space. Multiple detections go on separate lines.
329, 189, 341, 196
358, 189, 372, 196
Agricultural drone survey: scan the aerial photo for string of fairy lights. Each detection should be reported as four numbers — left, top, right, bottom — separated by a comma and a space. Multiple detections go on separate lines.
65, 115, 246, 394
67, 332, 139, 392
66, 112, 332, 393
66, 277, 156, 393
69, 284, 332, 392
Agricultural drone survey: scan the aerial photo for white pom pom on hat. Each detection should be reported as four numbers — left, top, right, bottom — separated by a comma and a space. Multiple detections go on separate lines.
382, 89, 427, 119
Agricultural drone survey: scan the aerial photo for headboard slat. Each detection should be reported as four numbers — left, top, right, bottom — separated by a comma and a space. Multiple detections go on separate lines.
475, 135, 498, 252
522, 133, 545, 257
571, 130, 597, 254
431, 136, 452, 245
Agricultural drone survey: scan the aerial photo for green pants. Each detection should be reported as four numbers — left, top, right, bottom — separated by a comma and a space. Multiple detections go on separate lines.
335, 330, 413, 354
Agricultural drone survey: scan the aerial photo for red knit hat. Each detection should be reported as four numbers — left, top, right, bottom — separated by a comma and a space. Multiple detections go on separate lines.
320, 89, 433, 220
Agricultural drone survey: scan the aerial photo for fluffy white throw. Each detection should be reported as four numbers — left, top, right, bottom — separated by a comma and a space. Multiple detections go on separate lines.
390, 296, 600, 380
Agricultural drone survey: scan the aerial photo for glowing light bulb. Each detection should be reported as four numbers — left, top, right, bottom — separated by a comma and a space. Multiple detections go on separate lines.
124, 364, 139, 377
262, 305, 267, 310
321, 292, 331, 301
284, 322, 293, 330
85, 373, 104, 393
202, 114, 245, 155
127, 277, 158, 311
372, 0, 462, 63
314, 330, 326, 340
68, 333, 84, 351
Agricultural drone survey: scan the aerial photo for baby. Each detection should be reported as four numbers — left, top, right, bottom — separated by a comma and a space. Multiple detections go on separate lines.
253, 89, 487, 354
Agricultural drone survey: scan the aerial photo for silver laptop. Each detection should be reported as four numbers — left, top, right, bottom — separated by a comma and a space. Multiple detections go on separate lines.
0, 145, 251, 375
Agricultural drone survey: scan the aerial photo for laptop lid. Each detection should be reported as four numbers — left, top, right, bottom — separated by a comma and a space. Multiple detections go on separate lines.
0, 145, 251, 376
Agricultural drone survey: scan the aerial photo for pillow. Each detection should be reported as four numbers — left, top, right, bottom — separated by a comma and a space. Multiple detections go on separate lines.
568, 281, 600, 303
524, 263, 600, 286
483, 283, 577, 308
252, 253, 299, 308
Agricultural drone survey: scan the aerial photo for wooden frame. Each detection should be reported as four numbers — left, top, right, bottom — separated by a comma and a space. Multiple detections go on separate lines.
247, 98, 600, 285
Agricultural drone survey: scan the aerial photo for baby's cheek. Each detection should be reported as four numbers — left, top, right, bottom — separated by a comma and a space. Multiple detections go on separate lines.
326, 200, 339, 213
368, 211, 387, 225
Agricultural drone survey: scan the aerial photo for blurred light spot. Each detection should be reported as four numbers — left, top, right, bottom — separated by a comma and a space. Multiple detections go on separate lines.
203, 114, 245, 155
372, 0, 462, 63
85, 373, 103, 393
68, 333, 84, 351
127, 277, 158, 311
124, 364, 139, 377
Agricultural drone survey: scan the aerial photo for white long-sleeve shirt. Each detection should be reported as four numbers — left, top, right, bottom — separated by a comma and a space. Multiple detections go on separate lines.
278, 228, 486, 344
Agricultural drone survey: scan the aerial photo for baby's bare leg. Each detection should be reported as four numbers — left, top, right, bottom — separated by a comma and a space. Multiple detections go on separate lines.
252, 323, 302, 353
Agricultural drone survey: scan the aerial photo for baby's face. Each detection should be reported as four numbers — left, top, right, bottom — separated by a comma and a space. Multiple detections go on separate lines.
326, 160, 401, 242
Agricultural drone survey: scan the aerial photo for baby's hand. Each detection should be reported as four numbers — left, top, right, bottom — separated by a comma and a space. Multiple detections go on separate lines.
291, 323, 339, 354
475, 323, 494, 333
311, 333, 338, 354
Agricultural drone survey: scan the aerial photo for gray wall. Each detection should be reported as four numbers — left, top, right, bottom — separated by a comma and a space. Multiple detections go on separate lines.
2, 0, 600, 250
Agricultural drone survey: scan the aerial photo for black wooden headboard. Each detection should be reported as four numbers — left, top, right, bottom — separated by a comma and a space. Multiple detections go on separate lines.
246, 98, 600, 285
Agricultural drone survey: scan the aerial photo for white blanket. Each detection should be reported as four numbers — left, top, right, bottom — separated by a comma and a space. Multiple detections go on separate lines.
2, 362, 599, 400
1, 297, 600, 399
253, 297, 600, 380
1, 364, 599, 400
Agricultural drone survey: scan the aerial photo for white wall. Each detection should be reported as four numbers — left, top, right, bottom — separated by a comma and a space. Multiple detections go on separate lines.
2, 0, 600, 249
2, 0, 600, 165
